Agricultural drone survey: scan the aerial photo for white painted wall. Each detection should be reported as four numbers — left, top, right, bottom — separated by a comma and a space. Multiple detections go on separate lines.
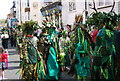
29, 0, 44, 26
62, 0, 86, 28
21, 0, 26, 23
15, 0, 26, 24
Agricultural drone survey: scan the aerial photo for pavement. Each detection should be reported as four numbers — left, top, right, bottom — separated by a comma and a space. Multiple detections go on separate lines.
4, 41, 20, 80
61, 71, 77, 81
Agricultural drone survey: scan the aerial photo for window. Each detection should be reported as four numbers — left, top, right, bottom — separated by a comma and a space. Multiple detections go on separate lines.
69, 2, 76, 12
28, 12, 30, 20
105, 0, 112, 5
99, 0, 104, 6
99, 0, 112, 6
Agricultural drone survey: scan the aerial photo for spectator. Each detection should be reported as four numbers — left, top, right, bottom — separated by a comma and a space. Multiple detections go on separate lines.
90, 27, 98, 42
0, 47, 8, 80
1, 31, 9, 49
10, 33, 16, 47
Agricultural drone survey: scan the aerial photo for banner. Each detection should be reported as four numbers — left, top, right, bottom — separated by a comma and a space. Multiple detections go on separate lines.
41, 6, 62, 16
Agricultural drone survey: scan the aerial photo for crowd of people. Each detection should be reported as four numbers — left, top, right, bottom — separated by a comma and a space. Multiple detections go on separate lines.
0, 14, 120, 81
13, 15, 120, 81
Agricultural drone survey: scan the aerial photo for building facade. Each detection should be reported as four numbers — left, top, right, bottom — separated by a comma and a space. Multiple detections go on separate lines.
10, 0, 120, 28
62, 0, 120, 27
40, 0, 87, 28
29, 0, 44, 26
62, 0, 87, 28
11, 0, 44, 26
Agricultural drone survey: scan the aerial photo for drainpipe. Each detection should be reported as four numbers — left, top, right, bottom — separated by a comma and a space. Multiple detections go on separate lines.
20, 0, 22, 24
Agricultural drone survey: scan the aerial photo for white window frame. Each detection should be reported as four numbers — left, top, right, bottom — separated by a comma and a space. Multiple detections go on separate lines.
98, 0, 112, 7
69, 1, 76, 12
105, 0, 112, 5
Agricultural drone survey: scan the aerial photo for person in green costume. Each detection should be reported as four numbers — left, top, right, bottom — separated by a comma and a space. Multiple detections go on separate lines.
59, 30, 71, 70
74, 15, 92, 81
20, 21, 45, 80
93, 25, 116, 81
42, 35, 59, 80
114, 28, 120, 81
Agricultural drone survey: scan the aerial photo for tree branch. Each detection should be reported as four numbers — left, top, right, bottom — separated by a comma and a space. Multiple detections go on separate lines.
92, 0, 98, 13
110, 0, 115, 12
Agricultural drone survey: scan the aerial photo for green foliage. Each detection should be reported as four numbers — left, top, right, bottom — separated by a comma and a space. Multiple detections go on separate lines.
22, 20, 39, 35
86, 12, 120, 29
61, 30, 68, 38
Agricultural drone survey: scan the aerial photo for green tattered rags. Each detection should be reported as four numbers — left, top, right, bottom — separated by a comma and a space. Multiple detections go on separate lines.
75, 27, 91, 77
93, 28, 116, 80
46, 47, 59, 80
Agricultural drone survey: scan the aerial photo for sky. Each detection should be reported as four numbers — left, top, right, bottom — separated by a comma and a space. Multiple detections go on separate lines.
0, 0, 13, 19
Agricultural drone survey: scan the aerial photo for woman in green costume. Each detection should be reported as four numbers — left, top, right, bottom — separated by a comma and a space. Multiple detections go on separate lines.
40, 27, 59, 80
42, 35, 59, 80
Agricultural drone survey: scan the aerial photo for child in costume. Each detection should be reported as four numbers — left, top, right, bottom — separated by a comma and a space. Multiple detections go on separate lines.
0, 47, 8, 80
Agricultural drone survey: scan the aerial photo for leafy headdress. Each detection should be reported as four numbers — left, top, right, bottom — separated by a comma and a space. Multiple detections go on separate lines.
86, 12, 119, 30
22, 20, 39, 35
